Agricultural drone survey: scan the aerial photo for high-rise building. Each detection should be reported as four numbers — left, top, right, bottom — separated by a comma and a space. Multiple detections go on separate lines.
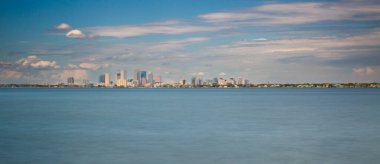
120, 69, 126, 80
191, 77, 196, 86
67, 77, 74, 84
180, 79, 186, 85
148, 72, 154, 84
197, 77, 202, 86
134, 69, 140, 86
139, 71, 147, 86
99, 74, 105, 83
116, 72, 121, 81
105, 73, 110, 87
116, 69, 128, 87
134, 69, 140, 81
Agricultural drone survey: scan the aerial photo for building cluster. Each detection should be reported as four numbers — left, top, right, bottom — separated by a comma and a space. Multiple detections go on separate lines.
93, 69, 162, 88
176, 77, 250, 88
65, 69, 250, 88
56, 70, 380, 89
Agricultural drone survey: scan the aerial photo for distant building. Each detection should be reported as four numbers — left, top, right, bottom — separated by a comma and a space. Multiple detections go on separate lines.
148, 72, 154, 85
218, 78, 226, 86
227, 78, 236, 85
116, 69, 128, 87
180, 79, 186, 85
82, 79, 89, 85
197, 77, 202, 86
105, 73, 110, 87
191, 77, 196, 86
120, 69, 126, 80
99, 74, 105, 83
67, 77, 74, 84
116, 72, 121, 81
139, 71, 147, 86
134, 69, 140, 86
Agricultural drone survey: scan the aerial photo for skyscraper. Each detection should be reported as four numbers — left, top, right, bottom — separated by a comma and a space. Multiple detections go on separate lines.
105, 73, 110, 87
134, 69, 140, 86
120, 69, 126, 80
116, 72, 121, 81
180, 79, 186, 85
116, 69, 127, 87
197, 77, 202, 86
191, 77, 196, 86
99, 74, 105, 83
139, 71, 147, 86
148, 72, 154, 84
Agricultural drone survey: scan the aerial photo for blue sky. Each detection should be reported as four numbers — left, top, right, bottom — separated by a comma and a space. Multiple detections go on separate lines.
1, 0, 380, 83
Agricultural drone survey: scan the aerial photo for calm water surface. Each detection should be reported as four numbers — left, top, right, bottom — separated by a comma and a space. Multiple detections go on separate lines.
0, 88, 380, 164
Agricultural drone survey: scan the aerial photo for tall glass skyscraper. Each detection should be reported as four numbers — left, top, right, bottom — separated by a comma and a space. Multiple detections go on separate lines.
140, 71, 147, 86
99, 74, 105, 83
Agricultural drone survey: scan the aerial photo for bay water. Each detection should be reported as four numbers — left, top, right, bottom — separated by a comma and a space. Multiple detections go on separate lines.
1, 88, 379, 163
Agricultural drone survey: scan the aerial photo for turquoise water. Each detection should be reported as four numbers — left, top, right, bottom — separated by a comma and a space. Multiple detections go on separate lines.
0, 88, 380, 164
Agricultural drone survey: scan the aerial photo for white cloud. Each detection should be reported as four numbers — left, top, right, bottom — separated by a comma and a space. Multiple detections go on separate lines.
16, 55, 37, 67
254, 38, 267, 41
199, 2, 380, 25
219, 72, 226, 76
85, 21, 229, 38
55, 23, 72, 30
79, 63, 100, 70
353, 66, 378, 75
30, 61, 59, 69
66, 29, 88, 39
16, 55, 59, 69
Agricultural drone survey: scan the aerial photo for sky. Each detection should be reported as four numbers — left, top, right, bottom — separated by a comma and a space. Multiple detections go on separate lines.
1, 0, 380, 84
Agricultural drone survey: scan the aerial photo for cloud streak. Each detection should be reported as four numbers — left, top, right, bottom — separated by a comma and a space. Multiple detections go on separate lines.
199, 2, 380, 25
85, 21, 230, 38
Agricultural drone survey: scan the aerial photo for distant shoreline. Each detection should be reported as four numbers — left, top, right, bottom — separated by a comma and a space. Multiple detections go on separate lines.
1, 83, 379, 89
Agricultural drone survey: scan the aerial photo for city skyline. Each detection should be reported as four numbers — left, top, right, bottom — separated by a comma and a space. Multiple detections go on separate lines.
69, 68, 251, 87
1, 0, 380, 84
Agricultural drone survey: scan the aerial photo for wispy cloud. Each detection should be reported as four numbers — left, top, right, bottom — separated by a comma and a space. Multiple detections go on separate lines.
206, 28, 380, 61
84, 21, 230, 38
78, 63, 100, 70
199, 2, 380, 25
